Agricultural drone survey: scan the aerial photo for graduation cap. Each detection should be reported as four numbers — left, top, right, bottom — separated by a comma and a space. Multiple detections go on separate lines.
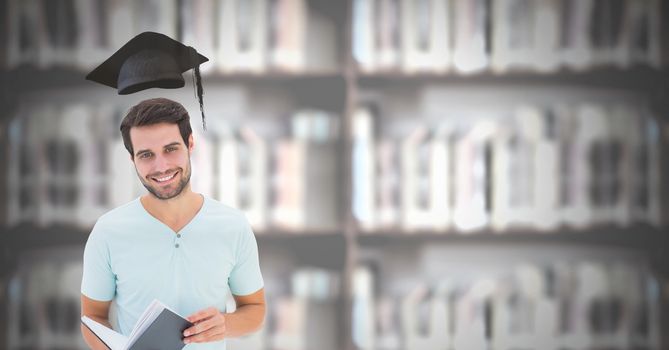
86, 31, 209, 130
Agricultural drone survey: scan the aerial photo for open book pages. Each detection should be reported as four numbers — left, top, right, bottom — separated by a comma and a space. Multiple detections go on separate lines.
81, 316, 128, 350
82, 299, 188, 350
127, 300, 183, 344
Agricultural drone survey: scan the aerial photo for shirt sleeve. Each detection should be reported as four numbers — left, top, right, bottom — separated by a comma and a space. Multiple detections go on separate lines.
228, 220, 264, 296
81, 220, 116, 301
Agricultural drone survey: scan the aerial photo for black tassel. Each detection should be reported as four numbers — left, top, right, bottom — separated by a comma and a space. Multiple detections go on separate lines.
190, 47, 206, 131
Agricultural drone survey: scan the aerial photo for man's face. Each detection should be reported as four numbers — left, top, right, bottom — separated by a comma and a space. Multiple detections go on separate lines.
129, 122, 193, 200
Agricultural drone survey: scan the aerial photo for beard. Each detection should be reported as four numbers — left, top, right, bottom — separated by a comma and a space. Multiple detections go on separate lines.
137, 160, 192, 200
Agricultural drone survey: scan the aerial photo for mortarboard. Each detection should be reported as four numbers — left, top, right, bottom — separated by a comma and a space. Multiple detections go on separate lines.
85, 31, 209, 130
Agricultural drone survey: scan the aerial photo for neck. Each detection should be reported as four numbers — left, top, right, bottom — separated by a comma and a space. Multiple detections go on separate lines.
141, 186, 203, 221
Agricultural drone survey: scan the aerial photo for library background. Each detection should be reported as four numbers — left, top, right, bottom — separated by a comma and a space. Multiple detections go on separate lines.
1, 0, 669, 349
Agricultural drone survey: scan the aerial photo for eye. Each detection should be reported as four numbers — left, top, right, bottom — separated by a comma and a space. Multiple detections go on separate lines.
166, 147, 178, 153
139, 152, 153, 159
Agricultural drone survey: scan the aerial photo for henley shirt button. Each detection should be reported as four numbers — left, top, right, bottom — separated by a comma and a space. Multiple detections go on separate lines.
175, 243, 180, 248
177, 234, 181, 238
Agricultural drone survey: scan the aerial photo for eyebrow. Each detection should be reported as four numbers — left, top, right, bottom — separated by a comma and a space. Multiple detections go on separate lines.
135, 142, 182, 157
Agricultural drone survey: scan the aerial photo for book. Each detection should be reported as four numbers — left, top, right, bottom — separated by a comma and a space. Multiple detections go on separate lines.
375, 139, 400, 229
452, 120, 495, 231
190, 127, 215, 198
400, 0, 450, 73
239, 126, 269, 230
352, 105, 376, 230
400, 125, 429, 230
376, 0, 401, 71
180, 0, 216, 73
352, 0, 376, 71
452, 0, 489, 73
81, 299, 192, 350
269, 0, 307, 72
218, 0, 268, 73
559, 0, 595, 70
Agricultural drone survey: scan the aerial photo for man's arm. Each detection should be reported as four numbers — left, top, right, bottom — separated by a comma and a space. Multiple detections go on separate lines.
183, 288, 266, 344
225, 287, 266, 337
80, 294, 113, 350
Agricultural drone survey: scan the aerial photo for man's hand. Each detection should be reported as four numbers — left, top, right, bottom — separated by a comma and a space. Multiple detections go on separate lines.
182, 288, 265, 344
183, 307, 226, 344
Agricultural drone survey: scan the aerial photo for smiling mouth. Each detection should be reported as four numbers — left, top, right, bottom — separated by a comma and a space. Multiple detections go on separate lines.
151, 171, 178, 183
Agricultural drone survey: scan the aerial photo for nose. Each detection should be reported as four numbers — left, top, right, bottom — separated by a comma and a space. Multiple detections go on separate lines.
152, 153, 171, 174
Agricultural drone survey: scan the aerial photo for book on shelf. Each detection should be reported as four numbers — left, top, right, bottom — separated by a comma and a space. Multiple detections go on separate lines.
492, 108, 535, 230
452, 120, 495, 231
352, 0, 377, 72
190, 127, 216, 197
452, 280, 489, 349
531, 108, 560, 231
556, 104, 593, 228
629, 113, 662, 226
107, 0, 134, 52
6, 104, 46, 226
40, 0, 79, 68
626, 0, 661, 68
218, 0, 268, 73
400, 125, 430, 230
353, 0, 402, 72
492, 106, 560, 231
491, 0, 561, 73
400, 123, 452, 231
375, 139, 400, 229
239, 127, 269, 230
81, 299, 192, 350
269, 0, 308, 71
452, 0, 490, 73
62, 104, 106, 227
608, 105, 635, 226
180, 0, 216, 73
6, 0, 44, 68
400, 0, 450, 73
588, 0, 629, 68
558, 0, 593, 70
304, 10, 338, 72
352, 105, 377, 230
584, 104, 621, 226
271, 110, 340, 230
133, 0, 177, 39
215, 124, 269, 230
75, 0, 113, 69
492, 0, 535, 72
352, 265, 376, 350
533, 0, 561, 72
217, 124, 241, 208
376, 0, 402, 70
428, 124, 453, 230
402, 283, 450, 348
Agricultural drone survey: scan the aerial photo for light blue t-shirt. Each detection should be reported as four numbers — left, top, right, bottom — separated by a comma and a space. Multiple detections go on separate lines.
81, 195, 264, 350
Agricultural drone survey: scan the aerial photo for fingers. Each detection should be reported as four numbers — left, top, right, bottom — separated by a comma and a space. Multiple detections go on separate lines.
183, 317, 216, 337
184, 318, 226, 344
183, 308, 226, 344
186, 307, 218, 323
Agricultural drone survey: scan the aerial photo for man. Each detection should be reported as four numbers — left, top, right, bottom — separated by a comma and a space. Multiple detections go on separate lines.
80, 98, 265, 349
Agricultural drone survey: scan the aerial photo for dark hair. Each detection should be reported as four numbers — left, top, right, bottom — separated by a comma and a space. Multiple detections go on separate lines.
120, 98, 192, 158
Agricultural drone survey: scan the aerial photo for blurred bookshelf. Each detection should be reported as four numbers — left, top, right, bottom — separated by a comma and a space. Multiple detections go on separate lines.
2, 0, 669, 350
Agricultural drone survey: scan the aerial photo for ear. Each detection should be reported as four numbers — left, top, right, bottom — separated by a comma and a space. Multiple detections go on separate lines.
188, 133, 195, 154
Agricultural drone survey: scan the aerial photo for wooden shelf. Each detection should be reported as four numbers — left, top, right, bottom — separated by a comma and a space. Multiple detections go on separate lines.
255, 227, 343, 238
206, 69, 345, 82
357, 224, 668, 250
356, 66, 669, 91
0, 224, 345, 250
356, 224, 669, 275
1, 65, 346, 92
